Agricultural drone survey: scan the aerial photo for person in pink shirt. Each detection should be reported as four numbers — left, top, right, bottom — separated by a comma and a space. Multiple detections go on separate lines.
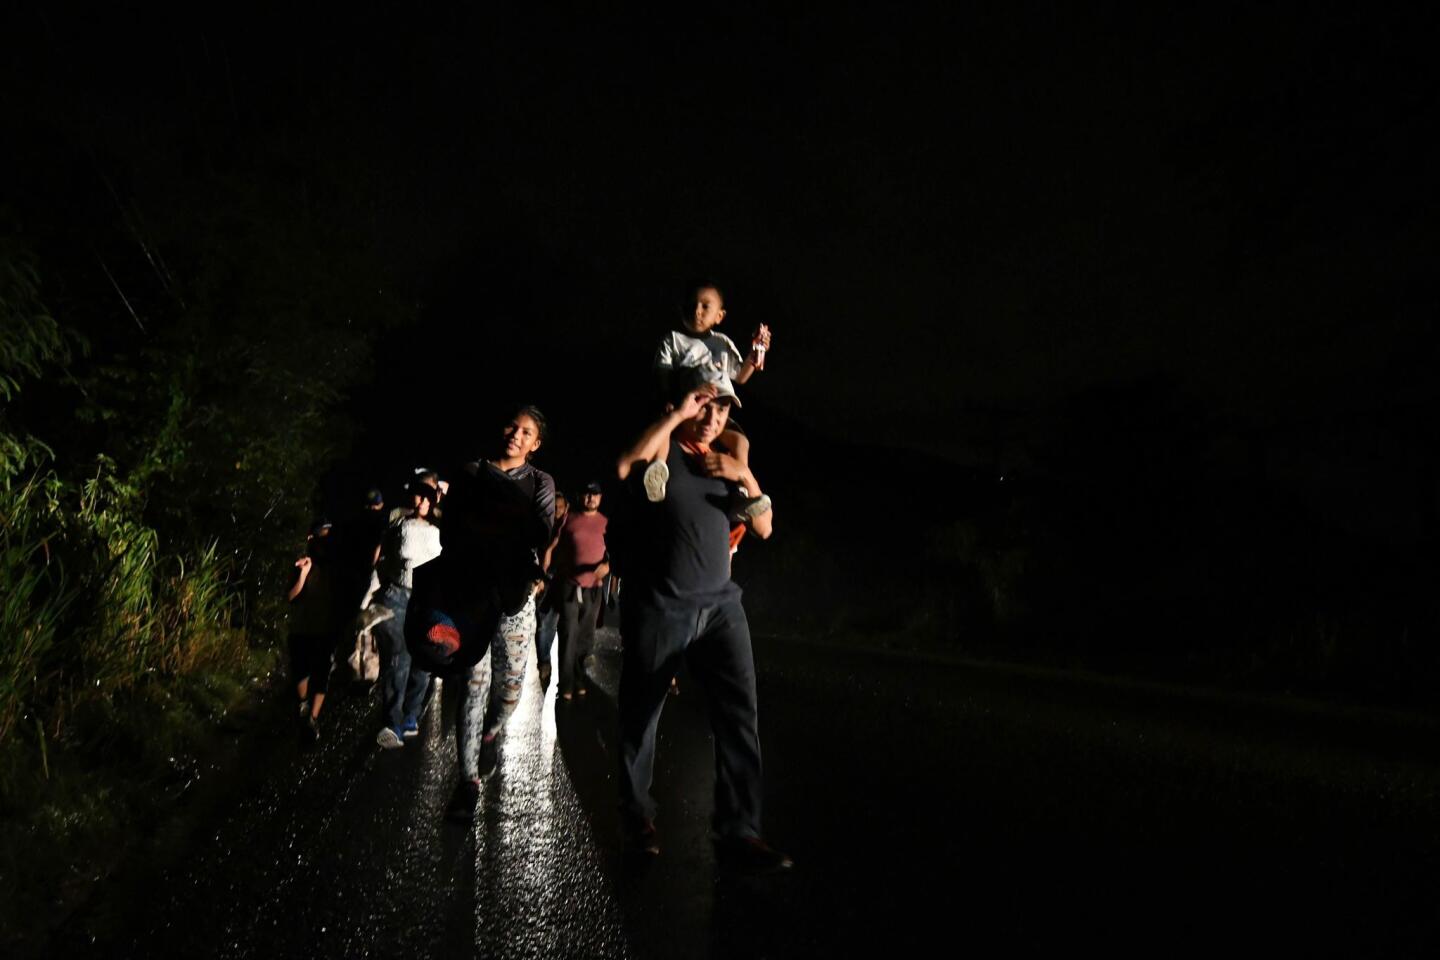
551, 481, 610, 699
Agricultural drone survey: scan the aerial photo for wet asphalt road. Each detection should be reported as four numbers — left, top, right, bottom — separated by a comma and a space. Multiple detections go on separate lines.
71, 628, 1440, 958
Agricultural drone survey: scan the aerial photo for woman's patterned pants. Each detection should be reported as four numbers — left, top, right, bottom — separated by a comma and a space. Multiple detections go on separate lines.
456, 593, 537, 781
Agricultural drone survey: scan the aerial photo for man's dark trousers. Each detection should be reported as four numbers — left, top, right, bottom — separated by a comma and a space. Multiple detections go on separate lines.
618, 590, 763, 839
557, 584, 603, 694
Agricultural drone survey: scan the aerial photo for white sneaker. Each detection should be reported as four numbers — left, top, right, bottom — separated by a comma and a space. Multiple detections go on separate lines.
642, 460, 670, 503
375, 727, 404, 750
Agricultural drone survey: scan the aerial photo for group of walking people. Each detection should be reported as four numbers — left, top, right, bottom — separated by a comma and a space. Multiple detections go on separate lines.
284, 281, 792, 873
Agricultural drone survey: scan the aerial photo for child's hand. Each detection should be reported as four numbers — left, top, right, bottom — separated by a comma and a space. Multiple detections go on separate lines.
702, 451, 746, 483
295, 556, 312, 573
747, 324, 771, 373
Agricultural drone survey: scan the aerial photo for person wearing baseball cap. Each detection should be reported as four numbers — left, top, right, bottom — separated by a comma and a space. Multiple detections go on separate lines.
550, 480, 610, 700
613, 378, 788, 872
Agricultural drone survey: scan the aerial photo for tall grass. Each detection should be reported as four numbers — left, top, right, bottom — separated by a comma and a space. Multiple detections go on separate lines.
0, 469, 78, 743
0, 453, 247, 747
1, 239, 248, 752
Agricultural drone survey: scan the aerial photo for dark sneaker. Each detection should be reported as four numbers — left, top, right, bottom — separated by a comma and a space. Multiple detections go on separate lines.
477, 736, 499, 779
446, 780, 480, 822
623, 817, 660, 857
299, 714, 320, 749
401, 717, 420, 739
716, 836, 793, 874
376, 726, 403, 750
642, 460, 669, 503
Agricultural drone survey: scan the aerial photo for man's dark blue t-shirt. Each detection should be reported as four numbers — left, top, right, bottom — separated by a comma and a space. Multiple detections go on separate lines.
630, 440, 739, 604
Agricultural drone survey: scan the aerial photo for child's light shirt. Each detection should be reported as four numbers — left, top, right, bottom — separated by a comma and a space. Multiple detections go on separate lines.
655, 329, 745, 381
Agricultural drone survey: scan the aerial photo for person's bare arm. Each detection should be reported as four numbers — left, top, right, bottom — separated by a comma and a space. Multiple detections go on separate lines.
748, 506, 773, 539
287, 558, 311, 601
358, 569, 380, 610
542, 526, 562, 572
718, 428, 751, 467
616, 385, 715, 480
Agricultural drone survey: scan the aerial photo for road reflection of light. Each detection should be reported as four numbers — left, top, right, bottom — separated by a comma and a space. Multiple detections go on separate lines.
471, 637, 630, 957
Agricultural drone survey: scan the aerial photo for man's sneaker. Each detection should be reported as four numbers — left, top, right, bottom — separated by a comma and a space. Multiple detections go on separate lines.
623, 817, 660, 857
642, 460, 669, 503
445, 780, 480, 822
477, 736, 499, 779
715, 836, 794, 874
376, 726, 404, 750
401, 717, 420, 739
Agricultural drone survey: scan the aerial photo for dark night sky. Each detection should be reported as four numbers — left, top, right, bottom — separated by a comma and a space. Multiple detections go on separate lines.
5, 5, 1438, 468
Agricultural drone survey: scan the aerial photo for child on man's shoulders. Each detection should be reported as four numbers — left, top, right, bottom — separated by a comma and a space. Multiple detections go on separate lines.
648, 281, 772, 528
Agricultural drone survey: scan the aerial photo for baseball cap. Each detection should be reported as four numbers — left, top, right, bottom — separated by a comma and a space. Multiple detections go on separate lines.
674, 366, 742, 408
705, 370, 742, 407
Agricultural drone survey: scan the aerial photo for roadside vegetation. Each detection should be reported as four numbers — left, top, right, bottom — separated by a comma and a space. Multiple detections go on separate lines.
0, 170, 408, 950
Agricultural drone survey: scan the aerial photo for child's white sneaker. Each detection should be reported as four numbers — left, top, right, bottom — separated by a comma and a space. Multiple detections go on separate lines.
643, 460, 669, 502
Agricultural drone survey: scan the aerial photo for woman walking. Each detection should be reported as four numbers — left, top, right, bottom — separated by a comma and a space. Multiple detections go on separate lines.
373, 481, 443, 748
425, 405, 557, 820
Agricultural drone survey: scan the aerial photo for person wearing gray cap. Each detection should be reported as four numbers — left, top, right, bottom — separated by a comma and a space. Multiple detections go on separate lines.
614, 380, 790, 873
647, 282, 772, 524
643, 367, 772, 535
